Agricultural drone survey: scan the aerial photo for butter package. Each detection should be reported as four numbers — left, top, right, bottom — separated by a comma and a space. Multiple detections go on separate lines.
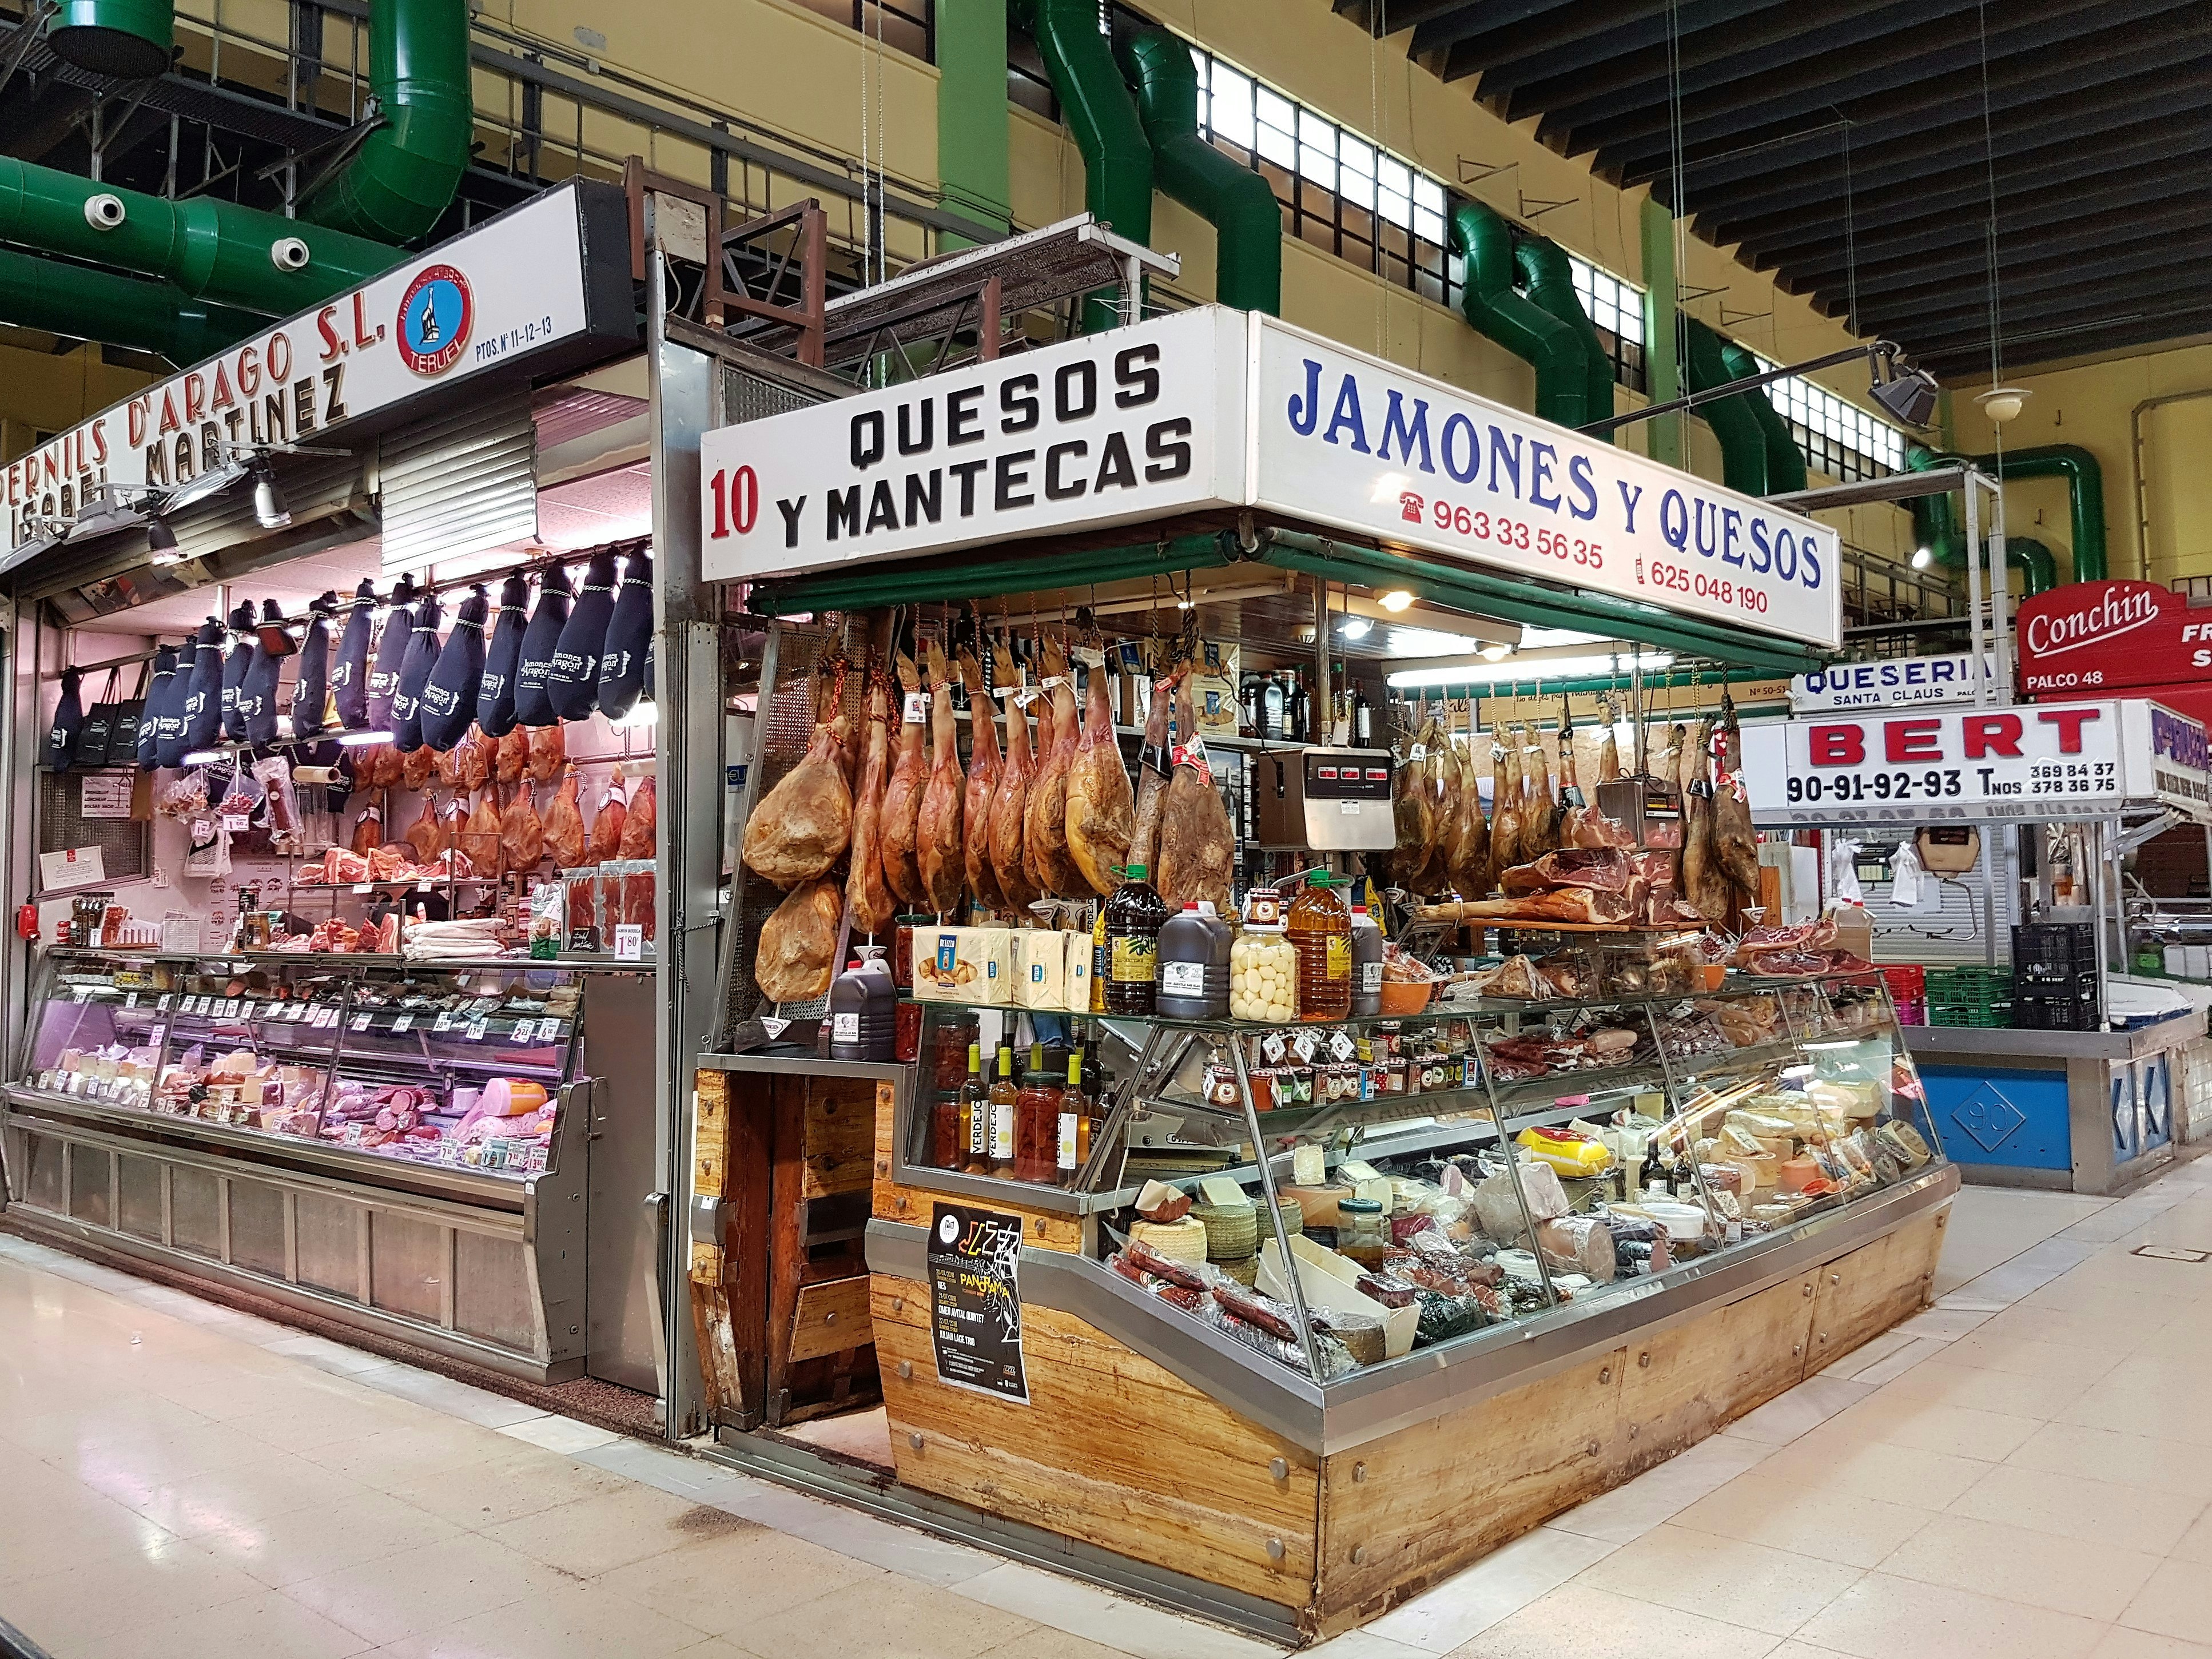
1063, 929, 1093, 1012
1017, 929, 1067, 1009
912, 926, 1014, 1004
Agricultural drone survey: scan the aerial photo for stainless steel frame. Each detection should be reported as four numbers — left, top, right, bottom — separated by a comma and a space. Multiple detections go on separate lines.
5, 1077, 598, 1380
867, 1162, 1957, 1454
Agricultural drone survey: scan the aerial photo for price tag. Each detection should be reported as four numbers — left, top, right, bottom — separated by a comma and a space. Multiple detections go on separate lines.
902, 690, 929, 724
350, 1013, 371, 1032
317, 1007, 339, 1028
351, 883, 373, 895
511, 1019, 538, 1043
417, 879, 433, 893
467, 1016, 488, 1040
432, 1011, 455, 1032
73, 985, 92, 1003
1328, 1030, 1358, 1061
222, 999, 242, 1019
222, 814, 249, 833
391, 1014, 413, 1033
124, 992, 138, 1009
1259, 1032, 1288, 1065
1290, 1029, 1321, 1065
156, 993, 172, 1010
613, 924, 643, 961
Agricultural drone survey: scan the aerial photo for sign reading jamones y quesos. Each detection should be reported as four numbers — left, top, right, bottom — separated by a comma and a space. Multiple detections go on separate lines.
699, 309, 1843, 650
3, 186, 600, 552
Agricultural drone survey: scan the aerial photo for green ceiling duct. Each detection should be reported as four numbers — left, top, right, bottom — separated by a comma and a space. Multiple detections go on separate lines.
0, 157, 396, 316
0, 246, 259, 363
300, 0, 474, 245
1717, 337, 1807, 493
1678, 317, 1767, 496
46, 0, 173, 77
1939, 443, 2109, 583
1448, 200, 1587, 429
1116, 25, 1280, 315
1010, 0, 1152, 333
1907, 447, 2056, 596
1514, 235, 1613, 442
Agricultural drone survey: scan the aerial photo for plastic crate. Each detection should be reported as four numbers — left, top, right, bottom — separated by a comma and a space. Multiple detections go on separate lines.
1929, 1000, 2012, 1028
1880, 965, 1927, 1001
2013, 923, 2096, 983
1892, 996, 1925, 1027
1925, 965, 2013, 1028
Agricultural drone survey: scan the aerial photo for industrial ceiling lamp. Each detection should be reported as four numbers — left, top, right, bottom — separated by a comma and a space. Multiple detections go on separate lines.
1975, 386, 2031, 427
250, 464, 292, 530
1871, 353, 1941, 429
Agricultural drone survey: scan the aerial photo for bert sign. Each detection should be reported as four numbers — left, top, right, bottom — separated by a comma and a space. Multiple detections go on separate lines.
1739, 702, 2125, 823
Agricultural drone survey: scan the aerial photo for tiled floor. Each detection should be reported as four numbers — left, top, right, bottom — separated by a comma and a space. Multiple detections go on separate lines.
4, 1156, 2211, 1658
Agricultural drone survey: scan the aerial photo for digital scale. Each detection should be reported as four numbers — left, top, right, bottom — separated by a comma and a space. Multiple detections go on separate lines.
1251, 746, 1397, 851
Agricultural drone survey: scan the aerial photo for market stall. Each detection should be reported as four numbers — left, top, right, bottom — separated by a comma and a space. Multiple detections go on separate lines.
681, 278, 1957, 1637
1738, 695, 2212, 1191
0, 181, 678, 1388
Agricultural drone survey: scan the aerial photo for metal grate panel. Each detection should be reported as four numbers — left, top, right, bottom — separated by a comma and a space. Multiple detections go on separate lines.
378, 383, 538, 572
38, 771, 148, 880
722, 365, 821, 427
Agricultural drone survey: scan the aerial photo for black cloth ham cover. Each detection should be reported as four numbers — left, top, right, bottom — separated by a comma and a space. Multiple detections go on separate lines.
420, 586, 488, 752
512, 563, 572, 729
367, 574, 416, 732
293, 591, 336, 738
218, 601, 254, 742
238, 600, 287, 746
43, 667, 83, 771
179, 618, 225, 758
137, 647, 177, 770
546, 551, 617, 722
597, 550, 653, 720
389, 589, 443, 754
476, 575, 529, 737
643, 634, 654, 702
331, 580, 375, 730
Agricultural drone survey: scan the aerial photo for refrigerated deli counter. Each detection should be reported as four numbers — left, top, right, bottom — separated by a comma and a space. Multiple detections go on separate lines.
5, 947, 651, 1380
861, 964, 1955, 1636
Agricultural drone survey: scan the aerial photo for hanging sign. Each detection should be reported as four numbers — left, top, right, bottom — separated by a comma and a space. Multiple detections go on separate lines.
78, 774, 134, 819
1247, 318, 1841, 650
697, 308, 1841, 650
699, 305, 1248, 583
925, 1203, 1030, 1405
2133, 701, 2211, 817
1789, 653, 1994, 712
3, 182, 630, 552
1738, 701, 2127, 823
2013, 579, 2212, 695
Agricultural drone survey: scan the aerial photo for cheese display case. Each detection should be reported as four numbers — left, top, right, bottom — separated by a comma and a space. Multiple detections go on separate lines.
5, 946, 617, 1380
864, 965, 1956, 1633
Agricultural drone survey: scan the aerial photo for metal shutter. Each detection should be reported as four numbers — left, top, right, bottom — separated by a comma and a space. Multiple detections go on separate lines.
377, 382, 538, 573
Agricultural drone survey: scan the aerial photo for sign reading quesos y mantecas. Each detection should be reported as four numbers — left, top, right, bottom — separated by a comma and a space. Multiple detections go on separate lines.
1737, 699, 2212, 824
2, 186, 600, 552
699, 308, 1843, 650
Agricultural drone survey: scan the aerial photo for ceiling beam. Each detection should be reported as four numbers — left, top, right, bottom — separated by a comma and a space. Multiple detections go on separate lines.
1489, 0, 1796, 112
1815, 200, 2212, 305
1921, 309, 2212, 376
1410, 0, 1584, 58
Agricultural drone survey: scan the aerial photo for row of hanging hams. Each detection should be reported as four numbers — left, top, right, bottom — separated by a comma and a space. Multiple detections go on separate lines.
745, 634, 1238, 1004
341, 764, 656, 878
1397, 694, 1760, 929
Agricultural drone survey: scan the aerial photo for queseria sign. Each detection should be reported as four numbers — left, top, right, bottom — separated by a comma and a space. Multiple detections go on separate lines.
699, 308, 1843, 650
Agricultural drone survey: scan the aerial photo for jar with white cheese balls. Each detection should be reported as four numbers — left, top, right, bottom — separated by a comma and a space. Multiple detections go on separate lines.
1230, 889, 1299, 1023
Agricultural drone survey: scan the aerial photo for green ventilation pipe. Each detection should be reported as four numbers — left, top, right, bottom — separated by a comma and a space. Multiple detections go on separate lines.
1115, 25, 1279, 315
300, 0, 474, 245
1906, 447, 2056, 595
1009, 0, 1152, 333
1908, 443, 2104, 586
1717, 337, 1807, 493
1679, 316, 1767, 496
0, 158, 395, 317
1514, 235, 1613, 442
46, 0, 173, 77
1448, 200, 1587, 428
0, 246, 258, 363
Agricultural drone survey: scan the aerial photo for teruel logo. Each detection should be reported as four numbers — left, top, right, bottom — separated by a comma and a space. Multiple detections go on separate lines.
397, 264, 473, 376
2021, 580, 2164, 658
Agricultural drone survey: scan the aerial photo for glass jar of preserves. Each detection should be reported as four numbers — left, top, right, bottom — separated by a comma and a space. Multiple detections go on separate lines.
1339, 1197, 1389, 1270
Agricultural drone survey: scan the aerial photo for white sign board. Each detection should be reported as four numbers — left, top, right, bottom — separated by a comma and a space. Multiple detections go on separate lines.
698, 305, 1247, 581
1789, 653, 1995, 712
78, 774, 134, 819
1246, 318, 1841, 649
697, 309, 1843, 650
5, 187, 596, 551
38, 845, 106, 891
1738, 700, 2170, 825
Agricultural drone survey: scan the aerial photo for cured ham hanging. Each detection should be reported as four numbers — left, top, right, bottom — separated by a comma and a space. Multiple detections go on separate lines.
916, 643, 966, 915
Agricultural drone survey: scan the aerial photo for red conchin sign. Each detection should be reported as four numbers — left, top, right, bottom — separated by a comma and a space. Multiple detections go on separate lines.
2014, 579, 2212, 695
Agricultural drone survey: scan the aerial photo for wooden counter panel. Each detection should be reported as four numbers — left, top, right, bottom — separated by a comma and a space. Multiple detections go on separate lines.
872, 1278, 1318, 1608
1314, 1347, 1625, 1629
1613, 1273, 1818, 1480
801, 1084, 876, 1200
1811, 1206, 1944, 1371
